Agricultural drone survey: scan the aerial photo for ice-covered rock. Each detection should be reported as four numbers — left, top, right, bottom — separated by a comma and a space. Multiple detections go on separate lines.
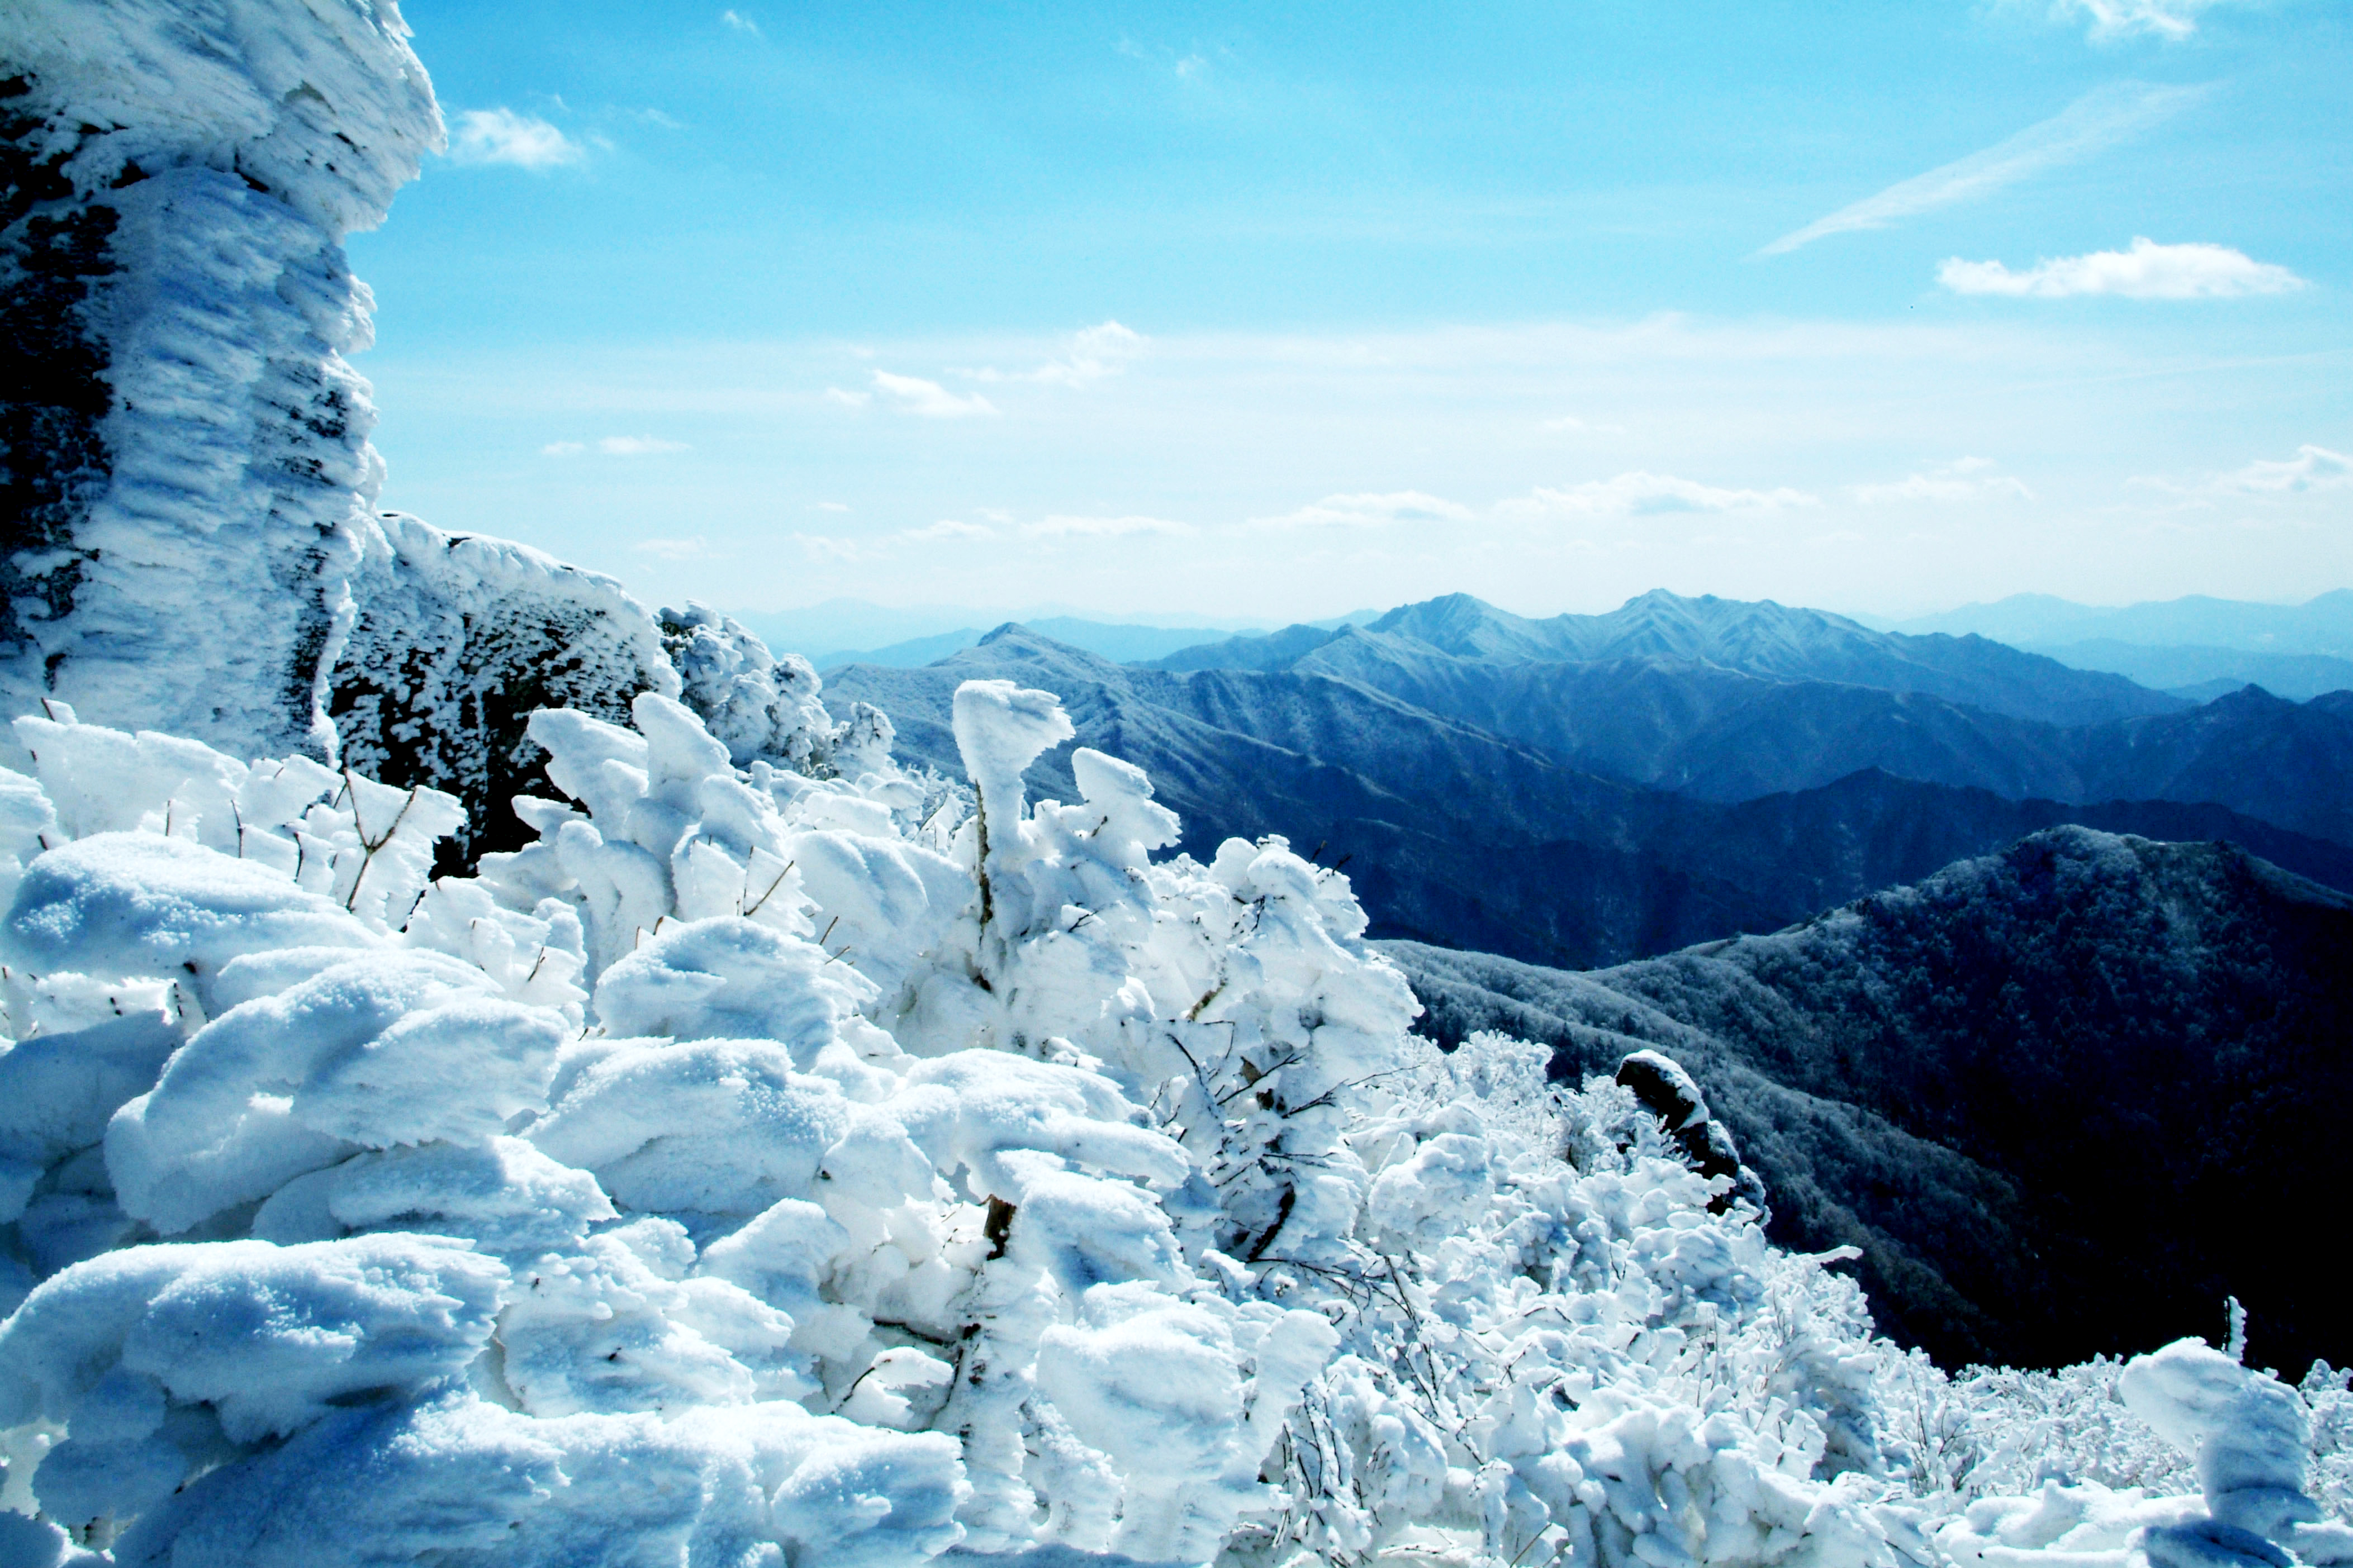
0, 9, 691, 852
0, 0, 440, 761
329, 514, 684, 861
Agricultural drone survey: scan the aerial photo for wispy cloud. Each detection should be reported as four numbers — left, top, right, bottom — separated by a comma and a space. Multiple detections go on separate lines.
873, 371, 998, 419
448, 108, 583, 170
1851, 457, 2035, 504
631, 535, 711, 560
1542, 413, 1627, 435
811, 501, 852, 513
599, 435, 690, 455
1254, 491, 1475, 529
721, 9, 760, 36
903, 519, 996, 542
963, 321, 1147, 388
1503, 472, 1817, 518
1758, 81, 2207, 256
1020, 514, 1192, 538
541, 440, 585, 456
2225, 445, 2353, 494
793, 533, 866, 564
823, 387, 872, 410
2049, 0, 2233, 41
1939, 238, 2304, 299
1118, 37, 1215, 83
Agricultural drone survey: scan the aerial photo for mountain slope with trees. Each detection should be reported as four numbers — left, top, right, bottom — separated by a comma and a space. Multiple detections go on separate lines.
1386, 827, 2353, 1375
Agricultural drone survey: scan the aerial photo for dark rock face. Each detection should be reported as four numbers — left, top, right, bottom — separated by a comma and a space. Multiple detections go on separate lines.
1613, 1049, 1760, 1213
1387, 828, 2353, 1377
327, 516, 681, 863
0, 78, 110, 670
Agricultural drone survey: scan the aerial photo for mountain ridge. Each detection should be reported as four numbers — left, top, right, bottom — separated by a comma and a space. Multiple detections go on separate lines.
1132, 594, 2353, 840
824, 623, 2353, 971
1153, 590, 2186, 727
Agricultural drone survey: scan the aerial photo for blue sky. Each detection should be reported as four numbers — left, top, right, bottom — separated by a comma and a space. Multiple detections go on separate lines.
350, 0, 2353, 623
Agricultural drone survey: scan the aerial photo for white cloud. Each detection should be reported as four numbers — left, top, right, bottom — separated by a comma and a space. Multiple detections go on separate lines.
964, 321, 1147, 388
1020, 514, 1192, 538
541, 440, 585, 456
598, 435, 690, 455
1542, 413, 1627, 435
1254, 491, 1475, 529
1938, 237, 2304, 299
1851, 457, 2035, 504
635, 108, 685, 130
811, 501, 852, 513
823, 387, 872, 410
2049, 0, 2231, 40
2225, 445, 2353, 494
448, 108, 583, 170
902, 519, 996, 542
1503, 472, 1817, 518
721, 9, 760, 36
1758, 81, 2206, 256
873, 371, 998, 419
631, 535, 710, 561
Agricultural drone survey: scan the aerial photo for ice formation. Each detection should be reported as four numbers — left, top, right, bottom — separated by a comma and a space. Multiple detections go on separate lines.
2, 685, 2338, 1566
0, 2, 686, 848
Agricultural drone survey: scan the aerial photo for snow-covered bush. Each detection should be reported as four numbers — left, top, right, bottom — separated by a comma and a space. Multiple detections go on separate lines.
0, 682, 2345, 1568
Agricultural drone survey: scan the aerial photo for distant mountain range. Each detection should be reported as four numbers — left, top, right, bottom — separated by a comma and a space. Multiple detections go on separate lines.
737, 599, 1375, 668
736, 599, 1269, 665
1871, 591, 2353, 700
1139, 594, 2353, 843
1888, 588, 2353, 653
1155, 591, 2183, 728
824, 601, 2353, 969
809, 615, 1369, 669
1386, 827, 2353, 1376
2031, 641, 2353, 704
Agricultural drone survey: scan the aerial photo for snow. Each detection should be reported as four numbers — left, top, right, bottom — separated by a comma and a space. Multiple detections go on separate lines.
6, 690, 2343, 1567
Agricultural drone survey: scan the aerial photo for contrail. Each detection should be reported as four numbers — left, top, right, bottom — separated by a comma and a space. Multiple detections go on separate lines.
1757, 80, 2212, 257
